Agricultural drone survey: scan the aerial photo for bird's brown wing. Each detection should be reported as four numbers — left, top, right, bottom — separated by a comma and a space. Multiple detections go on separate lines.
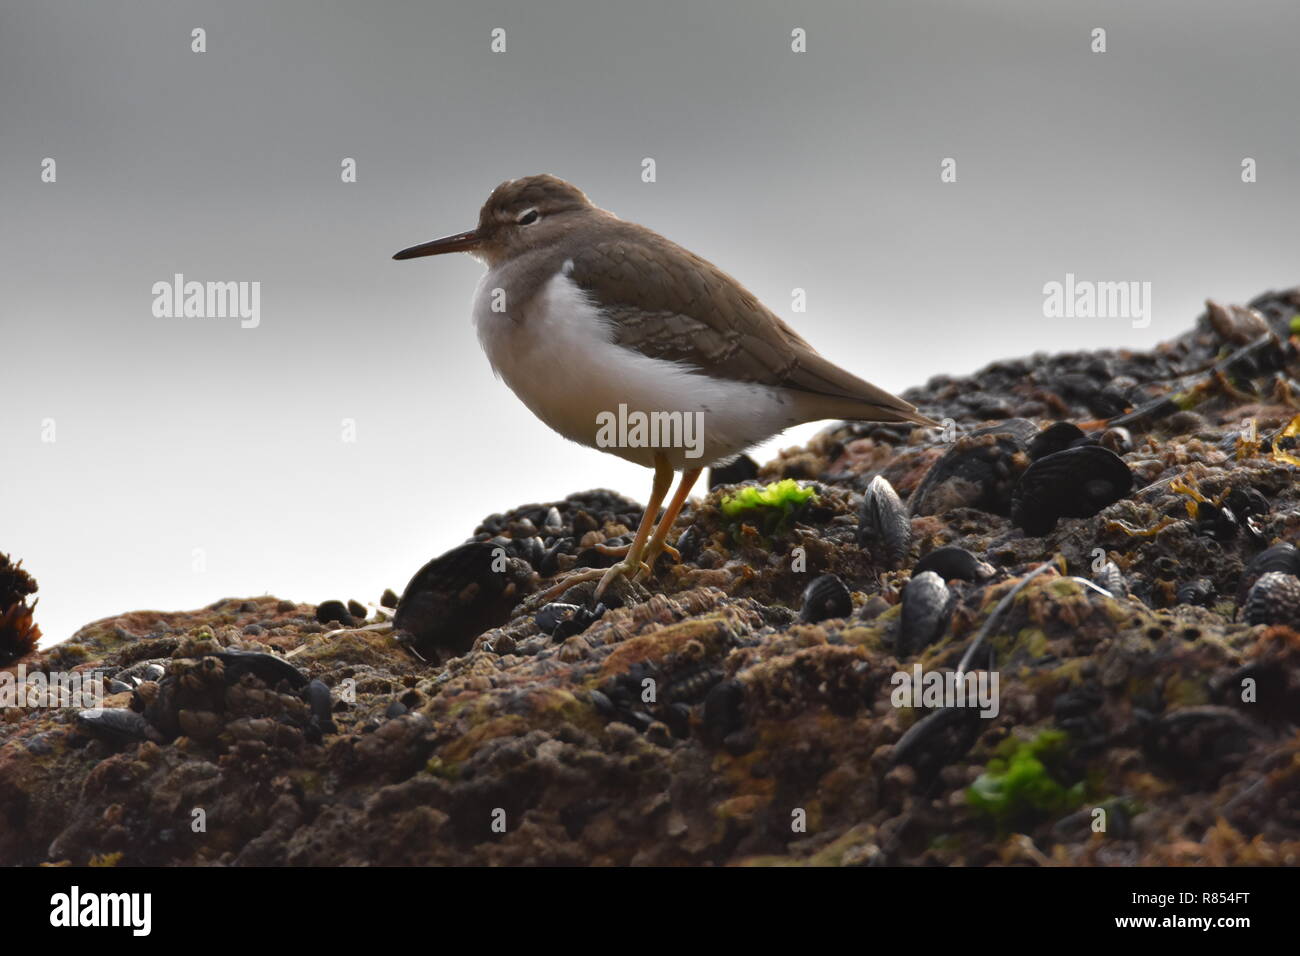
567, 231, 936, 424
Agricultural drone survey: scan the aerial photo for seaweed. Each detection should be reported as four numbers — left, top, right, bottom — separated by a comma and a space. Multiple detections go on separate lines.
967, 729, 1086, 828
719, 479, 818, 538
0, 553, 40, 665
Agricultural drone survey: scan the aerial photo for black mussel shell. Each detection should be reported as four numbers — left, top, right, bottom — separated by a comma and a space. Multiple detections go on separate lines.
1226, 487, 1269, 519
213, 648, 308, 690
538, 538, 571, 577
913, 545, 994, 583
1238, 543, 1300, 603
554, 603, 606, 639
115, 659, 166, 684
76, 708, 160, 745
1224, 490, 1268, 544
888, 705, 983, 780
304, 679, 336, 740
910, 419, 1037, 517
799, 573, 853, 624
1027, 422, 1086, 461
315, 600, 352, 626
674, 526, 702, 563
535, 601, 606, 639
575, 534, 632, 570
702, 678, 746, 746
394, 541, 537, 656
496, 534, 545, 569
897, 571, 953, 657
536, 602, 581, 634
1177, 578, 1216, 607
708, 454, 760, 490
1010, 445, 1133, 536
1244, 571, 1300, 626
1194, 502, 1238, 542
857, 475, 911, 568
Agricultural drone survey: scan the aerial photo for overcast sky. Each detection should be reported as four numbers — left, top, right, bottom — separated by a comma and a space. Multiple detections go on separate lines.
2, 0, 1297, 644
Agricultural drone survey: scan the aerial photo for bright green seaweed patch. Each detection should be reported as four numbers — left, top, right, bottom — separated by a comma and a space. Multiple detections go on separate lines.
720, 479, 818, 537
967, 730, 1085, 827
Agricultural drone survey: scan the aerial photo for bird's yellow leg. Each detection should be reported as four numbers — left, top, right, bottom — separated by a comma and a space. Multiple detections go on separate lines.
536, 454, 674, 604
591, 454, 676, 601
636, 467, 702, 579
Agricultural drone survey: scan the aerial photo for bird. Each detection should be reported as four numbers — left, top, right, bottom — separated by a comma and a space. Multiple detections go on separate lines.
394, 174, 938, 602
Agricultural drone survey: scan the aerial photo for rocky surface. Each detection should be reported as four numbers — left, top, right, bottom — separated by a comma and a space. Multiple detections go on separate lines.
4, 289, 1300, 866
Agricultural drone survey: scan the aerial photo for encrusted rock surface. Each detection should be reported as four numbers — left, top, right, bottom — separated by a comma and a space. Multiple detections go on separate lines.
4, 289, 1300, 866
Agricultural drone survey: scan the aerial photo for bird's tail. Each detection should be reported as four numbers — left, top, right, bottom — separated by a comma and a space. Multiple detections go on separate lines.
792, 387, 942, 429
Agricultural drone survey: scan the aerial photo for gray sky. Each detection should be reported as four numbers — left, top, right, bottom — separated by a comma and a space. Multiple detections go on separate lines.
2, 0, 1297, 644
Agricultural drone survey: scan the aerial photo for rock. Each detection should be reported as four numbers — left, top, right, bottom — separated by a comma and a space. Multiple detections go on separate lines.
9, 287, 1300, 867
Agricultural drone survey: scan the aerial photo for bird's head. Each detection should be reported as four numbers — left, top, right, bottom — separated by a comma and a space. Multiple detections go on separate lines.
393, 174, 594, 267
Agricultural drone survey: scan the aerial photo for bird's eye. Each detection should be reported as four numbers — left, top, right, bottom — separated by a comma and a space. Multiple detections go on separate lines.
516, 208, 541, 225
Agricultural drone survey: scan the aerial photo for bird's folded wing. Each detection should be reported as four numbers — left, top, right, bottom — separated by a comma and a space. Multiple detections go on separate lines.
569, 234, 923, 416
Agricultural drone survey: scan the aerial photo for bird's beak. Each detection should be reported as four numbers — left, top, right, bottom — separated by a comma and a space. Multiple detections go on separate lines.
392, 229, 482, 260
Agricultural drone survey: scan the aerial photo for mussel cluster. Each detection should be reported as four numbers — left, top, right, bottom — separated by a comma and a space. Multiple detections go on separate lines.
909, 418, 1134, 537
1240, 544, 1300, 627
391, 490, 650, 656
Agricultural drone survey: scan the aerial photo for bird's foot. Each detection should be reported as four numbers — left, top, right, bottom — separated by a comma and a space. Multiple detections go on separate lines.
589, 540, 634, 558
536, 558, 649, 605
535, 568, 606, 604
595, 539, 676, 570
592, 558, 650, 602
633, 540, 682, 581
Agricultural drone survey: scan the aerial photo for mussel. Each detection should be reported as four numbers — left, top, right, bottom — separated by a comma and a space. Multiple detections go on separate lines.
910, 419, 1038, 518
857, 475, 911, 568
1010, 445, 1133, 536
913, 546, 994, 583
897, 571, 954, 657
394, 541, 537, 656
799, 574, 853, 624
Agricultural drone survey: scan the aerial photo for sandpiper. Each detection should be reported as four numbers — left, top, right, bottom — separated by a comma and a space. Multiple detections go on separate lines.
394, 175, 938, 600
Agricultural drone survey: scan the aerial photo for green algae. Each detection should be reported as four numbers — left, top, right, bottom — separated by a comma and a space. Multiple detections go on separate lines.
720, 479, 818, 538
967, 729, 1085, 827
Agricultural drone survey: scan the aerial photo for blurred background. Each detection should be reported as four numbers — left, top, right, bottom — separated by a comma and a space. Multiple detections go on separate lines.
2, 0, 1297, 644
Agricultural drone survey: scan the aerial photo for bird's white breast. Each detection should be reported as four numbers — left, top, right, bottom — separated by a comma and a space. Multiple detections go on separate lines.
471, 267, 803, 468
